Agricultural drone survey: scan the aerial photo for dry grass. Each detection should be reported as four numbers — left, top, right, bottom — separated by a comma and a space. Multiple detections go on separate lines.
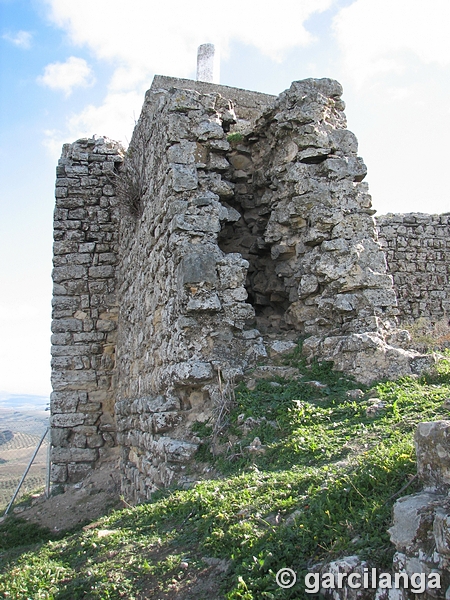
402, 316, 450, 353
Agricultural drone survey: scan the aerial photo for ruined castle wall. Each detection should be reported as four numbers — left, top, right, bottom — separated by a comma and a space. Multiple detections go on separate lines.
377, 213, 450, 323
51, 137, 123, 484
51, 77, 439, 499
247, 80, 399, 339
115, 80, 274, 502
114, 77, 420, 503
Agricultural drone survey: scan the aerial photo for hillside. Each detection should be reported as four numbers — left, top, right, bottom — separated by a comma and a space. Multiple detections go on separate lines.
0, 400, 49, 513
1, 345, 449, 599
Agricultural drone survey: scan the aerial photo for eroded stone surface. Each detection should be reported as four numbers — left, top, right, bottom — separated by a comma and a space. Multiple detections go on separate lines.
415, 421, 450, 492
51, 136, 123, 484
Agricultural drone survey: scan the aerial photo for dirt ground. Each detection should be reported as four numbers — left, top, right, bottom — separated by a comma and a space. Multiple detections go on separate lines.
12, 453, 123, 531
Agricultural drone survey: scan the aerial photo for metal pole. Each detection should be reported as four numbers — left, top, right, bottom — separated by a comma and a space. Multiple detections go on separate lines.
4, 427, 49, 516
45, 428, 51, 499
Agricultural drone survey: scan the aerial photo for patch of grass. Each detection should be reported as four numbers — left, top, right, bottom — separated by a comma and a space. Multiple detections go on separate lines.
0, 516, 58, 551
1, 347, 449, 599
227, 132, 244, 145
191, 420, 213, 439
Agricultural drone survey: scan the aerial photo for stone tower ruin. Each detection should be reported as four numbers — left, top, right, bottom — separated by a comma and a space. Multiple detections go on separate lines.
51, 75, 447, 501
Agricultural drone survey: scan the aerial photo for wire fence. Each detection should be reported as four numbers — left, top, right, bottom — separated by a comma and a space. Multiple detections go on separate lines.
0, 404, 50, 514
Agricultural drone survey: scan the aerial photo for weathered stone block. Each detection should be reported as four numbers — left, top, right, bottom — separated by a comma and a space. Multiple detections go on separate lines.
415, 421, 450, 492
162, 438, 198, 463
96, 319, 116, 332
51, 369, 98, 391
88, 265, 115, 278
172, 164, 198, 191
51, 413, 85, 427
180, 251, 218, 286
67, 462, 94, 482
51, 447, 98, 463
86, 434, 105, 448
167, 140, 197, 164
50, 463, 68, 483
389, 491, 440, 552
170, 361, 214, 385
51, 390, 82, 413
187, 292, 221, 312
51, 319, 83, 334
52, 265, 87, 282
51, 427, 70, 447
433, 506, 450, 557
153, 412, 183, 433
195, 120, 224, 140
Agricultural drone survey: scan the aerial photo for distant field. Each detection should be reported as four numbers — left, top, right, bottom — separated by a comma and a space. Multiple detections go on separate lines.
0, 408, 49, 512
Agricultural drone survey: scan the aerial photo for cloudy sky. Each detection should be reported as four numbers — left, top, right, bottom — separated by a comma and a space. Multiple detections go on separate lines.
1, 0, 449, 398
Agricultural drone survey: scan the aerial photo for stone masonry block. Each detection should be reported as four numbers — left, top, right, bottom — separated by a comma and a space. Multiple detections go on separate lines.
153, 412, 183, 433
172, 164, 198, 191
415, 421, 450, 492
50, 463, 68, 483
161, 438, 198, 463
67, 462, 95, 483
51, 447, 98, 463
51, 413, 85, 427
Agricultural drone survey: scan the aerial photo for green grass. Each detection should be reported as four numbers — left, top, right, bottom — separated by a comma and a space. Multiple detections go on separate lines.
226, 132, 244, 144
1, 348, 449, 599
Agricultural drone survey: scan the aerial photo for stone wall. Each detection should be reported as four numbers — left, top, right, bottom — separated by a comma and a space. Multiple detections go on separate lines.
111, 76, 426, 502
115, 78, 275, 502
387, 420, 450, 599
51, 76, 437, 498
377, 213, 450, 324
51, 137, 123, 485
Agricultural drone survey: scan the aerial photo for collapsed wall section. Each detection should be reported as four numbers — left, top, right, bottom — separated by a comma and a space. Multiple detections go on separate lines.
51, 137, 123, 485
377, 213, 450, 324
225, 79, 423, 384
230, 79, 398, 337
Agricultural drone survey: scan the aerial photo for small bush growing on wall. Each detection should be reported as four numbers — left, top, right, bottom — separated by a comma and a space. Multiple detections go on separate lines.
226, 132, 244, 145
114, 132, 149, 218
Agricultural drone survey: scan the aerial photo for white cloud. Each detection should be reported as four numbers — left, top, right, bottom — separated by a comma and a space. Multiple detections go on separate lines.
45, 0, 334, 89
2, 30, 33, 49
69, 90, 144, 145
38, 56, 95, 96
330, 0, 450, 215
43, 89, 144, 160
333, 0, 450, 88
41, 0, 334, 146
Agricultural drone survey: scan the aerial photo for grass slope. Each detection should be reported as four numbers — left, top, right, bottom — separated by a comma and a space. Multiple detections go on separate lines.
1, 348, 449, 599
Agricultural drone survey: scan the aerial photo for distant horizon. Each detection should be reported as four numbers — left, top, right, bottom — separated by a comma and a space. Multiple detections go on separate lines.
0, 391, 49, 411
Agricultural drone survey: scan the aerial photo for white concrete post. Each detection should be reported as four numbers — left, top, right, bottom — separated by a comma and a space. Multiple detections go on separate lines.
196, 43, 220, 84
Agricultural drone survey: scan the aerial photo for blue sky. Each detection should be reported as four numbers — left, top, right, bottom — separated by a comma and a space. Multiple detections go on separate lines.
1, 0, 449, 397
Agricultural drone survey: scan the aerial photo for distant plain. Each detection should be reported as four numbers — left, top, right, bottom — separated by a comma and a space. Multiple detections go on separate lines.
0, 393, 49, 512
